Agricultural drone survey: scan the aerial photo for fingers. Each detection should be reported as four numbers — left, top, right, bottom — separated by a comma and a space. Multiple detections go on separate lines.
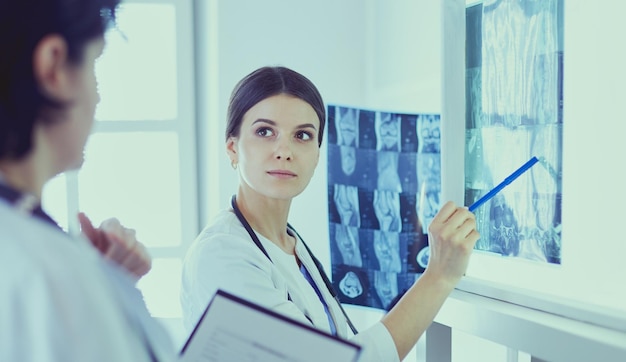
423, 201, 480, 284
101, 226, 135, 258
110, 240, 152, 278
123, 242, 152, 277
77, 212, 97, 239
429, 201, 476, 238
100, 218, 124, 241
85, 217, 152, 279
78, 212, 108, 253
432, 201, 458, 223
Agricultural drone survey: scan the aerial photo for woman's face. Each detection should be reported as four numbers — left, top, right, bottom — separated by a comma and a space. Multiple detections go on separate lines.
227, 94, 320, 200
41, 37, 104, 173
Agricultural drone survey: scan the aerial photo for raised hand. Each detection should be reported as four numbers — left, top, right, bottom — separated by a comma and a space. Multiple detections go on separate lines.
78, 212, 152, 280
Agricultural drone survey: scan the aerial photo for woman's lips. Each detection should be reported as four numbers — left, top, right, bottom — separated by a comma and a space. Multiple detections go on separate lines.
267, 169, 297, 178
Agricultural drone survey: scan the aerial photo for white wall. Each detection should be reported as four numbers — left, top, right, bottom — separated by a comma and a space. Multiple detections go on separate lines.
365, 0, 441, 113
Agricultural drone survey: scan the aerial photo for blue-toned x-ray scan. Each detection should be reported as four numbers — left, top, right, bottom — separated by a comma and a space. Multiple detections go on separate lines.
465, 0, 563, 264
328, 105, 441, 310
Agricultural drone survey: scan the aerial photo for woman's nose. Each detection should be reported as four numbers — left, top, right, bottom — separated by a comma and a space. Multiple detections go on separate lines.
274, 138, 292, 160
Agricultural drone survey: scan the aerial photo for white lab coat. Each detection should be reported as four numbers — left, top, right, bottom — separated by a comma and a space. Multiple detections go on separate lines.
0, 200, 177, 362
181, 209, 400, 362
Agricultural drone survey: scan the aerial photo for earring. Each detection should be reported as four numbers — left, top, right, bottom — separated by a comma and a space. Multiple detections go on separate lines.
231, 161, 238, 170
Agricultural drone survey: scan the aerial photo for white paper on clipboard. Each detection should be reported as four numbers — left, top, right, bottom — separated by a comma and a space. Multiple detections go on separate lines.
179, 289, 362, 362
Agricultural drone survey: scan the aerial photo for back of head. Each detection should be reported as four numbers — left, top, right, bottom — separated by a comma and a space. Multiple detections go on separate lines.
0, 0, 120, 160
225, 66, 327, 147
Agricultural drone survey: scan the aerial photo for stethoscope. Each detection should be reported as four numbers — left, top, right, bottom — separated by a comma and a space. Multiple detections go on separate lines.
230, 195, 359, 335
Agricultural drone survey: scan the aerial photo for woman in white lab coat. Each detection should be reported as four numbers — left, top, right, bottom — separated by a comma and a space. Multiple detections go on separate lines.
181, 66, 480, 361
0, 1, 175, 361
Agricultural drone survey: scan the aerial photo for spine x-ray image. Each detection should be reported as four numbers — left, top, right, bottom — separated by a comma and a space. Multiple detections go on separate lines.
465, 0, 563, 264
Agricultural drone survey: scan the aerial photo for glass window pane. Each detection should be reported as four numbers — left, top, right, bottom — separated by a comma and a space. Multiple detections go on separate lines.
41, 173, 69, 231
95, 3, 178, 121
137, 258, 182, 318
77, 132, 182, 247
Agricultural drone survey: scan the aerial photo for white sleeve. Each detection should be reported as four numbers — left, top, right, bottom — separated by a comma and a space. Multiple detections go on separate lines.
350, 322, 400, 362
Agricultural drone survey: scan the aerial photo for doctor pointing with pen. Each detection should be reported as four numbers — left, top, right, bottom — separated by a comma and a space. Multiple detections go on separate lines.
181, 66, 482, 362
469, 156, 540, 213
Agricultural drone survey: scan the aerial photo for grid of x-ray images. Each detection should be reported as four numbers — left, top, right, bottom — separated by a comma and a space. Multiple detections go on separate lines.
327, 105, 441, 311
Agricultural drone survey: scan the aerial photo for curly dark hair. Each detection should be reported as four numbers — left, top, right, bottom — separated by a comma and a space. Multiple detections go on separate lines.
0, 0, 121, 160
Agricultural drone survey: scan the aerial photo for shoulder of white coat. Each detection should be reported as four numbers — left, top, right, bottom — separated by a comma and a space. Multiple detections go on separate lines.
183, 209, 272, 271
0, 204, 100, 283
195, 209, 251, 244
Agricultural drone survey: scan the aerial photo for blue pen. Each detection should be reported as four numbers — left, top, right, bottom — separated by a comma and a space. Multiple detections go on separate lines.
468, 156, 539, 212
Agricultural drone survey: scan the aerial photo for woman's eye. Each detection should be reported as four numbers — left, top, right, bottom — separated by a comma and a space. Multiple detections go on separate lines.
296, 131, 313, 141
256, 127, 274, 137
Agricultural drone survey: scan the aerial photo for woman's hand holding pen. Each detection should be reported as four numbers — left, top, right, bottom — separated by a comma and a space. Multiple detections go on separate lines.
381, 201, 480, 359
425, 201, 480, 288
78, 212, 152, 280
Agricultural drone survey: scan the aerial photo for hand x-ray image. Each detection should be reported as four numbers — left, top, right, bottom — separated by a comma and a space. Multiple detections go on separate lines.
328, 105, 442, 310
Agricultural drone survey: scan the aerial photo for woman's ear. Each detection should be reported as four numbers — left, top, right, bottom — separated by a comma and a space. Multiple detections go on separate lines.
226, 137, 238, 165
33, 35, 73, 102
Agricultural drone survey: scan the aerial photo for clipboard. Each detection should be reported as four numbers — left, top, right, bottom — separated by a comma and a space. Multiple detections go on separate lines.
179, 289, 362, 362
